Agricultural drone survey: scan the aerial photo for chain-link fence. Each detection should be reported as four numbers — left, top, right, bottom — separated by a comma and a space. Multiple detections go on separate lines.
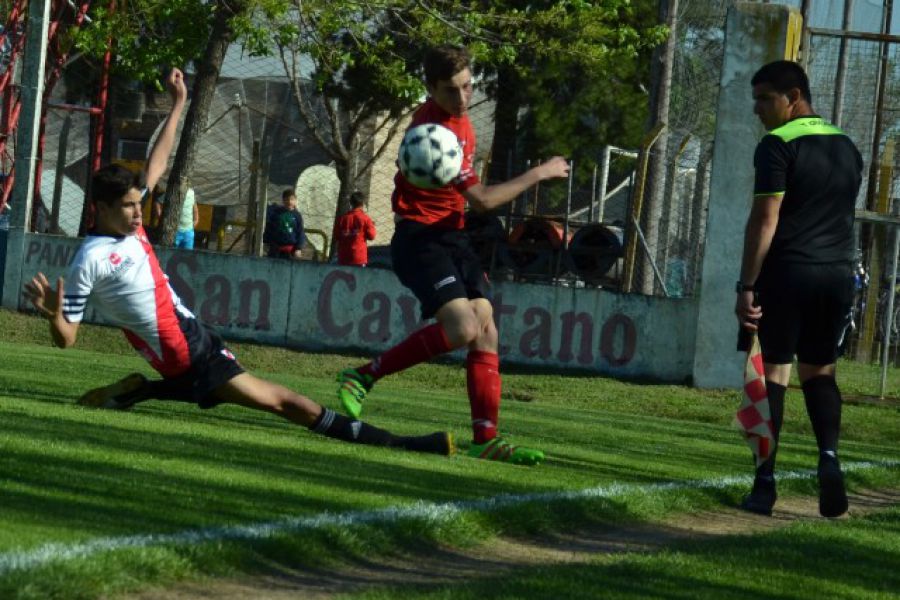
625, 0, 899, 304
6, 0, 900, 313
621, 0, 730, 298
802, 2, 900, 399
1, 6, 645, 289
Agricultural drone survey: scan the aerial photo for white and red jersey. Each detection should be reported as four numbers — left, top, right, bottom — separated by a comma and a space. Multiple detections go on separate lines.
392, 98, 480, 230
62, 225, 195, 378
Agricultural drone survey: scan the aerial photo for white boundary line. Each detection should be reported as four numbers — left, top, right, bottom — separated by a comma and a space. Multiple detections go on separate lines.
1, 459, 898, 576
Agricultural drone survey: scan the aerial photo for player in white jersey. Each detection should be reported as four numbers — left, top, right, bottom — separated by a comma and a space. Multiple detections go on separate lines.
23, 68, 452, 457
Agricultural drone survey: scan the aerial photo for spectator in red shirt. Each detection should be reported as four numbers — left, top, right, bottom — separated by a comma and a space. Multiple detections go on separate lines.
336, 45, 569, 466
334, 191, 376, 266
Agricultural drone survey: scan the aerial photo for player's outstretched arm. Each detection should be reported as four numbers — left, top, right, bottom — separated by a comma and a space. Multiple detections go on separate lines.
464, 156, 570, 213
23, 273, 80, 348
145, 68, 187, 192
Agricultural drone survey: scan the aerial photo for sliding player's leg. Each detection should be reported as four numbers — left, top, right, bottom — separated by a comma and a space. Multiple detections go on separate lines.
219, 372, 453, 455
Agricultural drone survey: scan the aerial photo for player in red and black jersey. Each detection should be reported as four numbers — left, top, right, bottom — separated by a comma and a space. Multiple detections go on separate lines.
337, 45, 570, 465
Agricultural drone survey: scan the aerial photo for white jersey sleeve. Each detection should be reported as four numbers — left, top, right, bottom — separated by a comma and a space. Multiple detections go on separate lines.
62, 246, 97, 323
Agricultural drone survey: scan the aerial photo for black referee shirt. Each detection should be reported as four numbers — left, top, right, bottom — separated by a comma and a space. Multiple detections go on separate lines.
753, 115, 862, 264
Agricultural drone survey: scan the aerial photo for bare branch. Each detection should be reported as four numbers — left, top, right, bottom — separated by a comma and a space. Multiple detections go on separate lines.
278, 44, 341, 162
353, 105, 416, 177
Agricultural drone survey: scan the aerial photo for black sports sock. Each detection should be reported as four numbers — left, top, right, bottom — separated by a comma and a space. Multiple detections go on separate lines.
144, 379, 194, 403
756, 381, 786, 480
310, 408, 395, 446
309, 409, 451, 454
801, 375, 842, 453
108, 377, 152, 406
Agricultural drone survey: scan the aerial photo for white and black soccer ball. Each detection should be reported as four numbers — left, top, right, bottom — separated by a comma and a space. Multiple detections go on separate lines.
398, 123, 463, 189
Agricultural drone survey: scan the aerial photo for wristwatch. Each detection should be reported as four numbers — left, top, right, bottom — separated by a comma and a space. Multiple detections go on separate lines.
735, 281, 755, 293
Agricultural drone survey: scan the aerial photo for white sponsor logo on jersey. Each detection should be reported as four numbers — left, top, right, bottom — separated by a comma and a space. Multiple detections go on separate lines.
434, 275, 456, 290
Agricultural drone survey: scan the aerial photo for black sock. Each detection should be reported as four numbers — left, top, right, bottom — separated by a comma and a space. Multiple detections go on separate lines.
756, 380, 786, 480
802, 375, 842, 453
144, 379, 195, 403
109, 378, 152, 406
310, 408, 395, 447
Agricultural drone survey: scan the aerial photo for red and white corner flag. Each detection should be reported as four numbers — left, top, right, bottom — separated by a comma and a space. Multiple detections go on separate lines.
735, 333, 775, 467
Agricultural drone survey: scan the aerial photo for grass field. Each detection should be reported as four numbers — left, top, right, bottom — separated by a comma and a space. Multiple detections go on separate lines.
0, 308, 898, 599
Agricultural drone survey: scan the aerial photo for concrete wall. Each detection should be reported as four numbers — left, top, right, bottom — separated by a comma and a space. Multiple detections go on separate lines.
692, 3, 802, 388
14, 234, 696, 381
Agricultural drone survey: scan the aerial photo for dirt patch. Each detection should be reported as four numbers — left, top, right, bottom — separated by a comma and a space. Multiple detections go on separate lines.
122, 488, 900, 600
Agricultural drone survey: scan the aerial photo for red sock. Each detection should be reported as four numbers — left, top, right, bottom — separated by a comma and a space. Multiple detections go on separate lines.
467, 350, 500, 444
358, 323, 453, 381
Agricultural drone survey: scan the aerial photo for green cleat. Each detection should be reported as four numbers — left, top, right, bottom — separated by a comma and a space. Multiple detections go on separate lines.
336, 368, 374, 418
77, 373, 148, 410
467, 436, 545, 466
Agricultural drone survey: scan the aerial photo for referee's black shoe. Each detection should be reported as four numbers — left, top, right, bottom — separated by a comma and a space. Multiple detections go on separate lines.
818, 451, 848, 518
739, 475, 776, 516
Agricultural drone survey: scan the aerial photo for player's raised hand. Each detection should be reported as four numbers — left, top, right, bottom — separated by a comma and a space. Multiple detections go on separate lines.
166, 67, 187, 104
538, 156, 571, 181
23, 273, 64, 320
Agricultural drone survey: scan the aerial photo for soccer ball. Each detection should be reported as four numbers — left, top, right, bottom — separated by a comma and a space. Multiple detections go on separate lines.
398, 123, 463, 189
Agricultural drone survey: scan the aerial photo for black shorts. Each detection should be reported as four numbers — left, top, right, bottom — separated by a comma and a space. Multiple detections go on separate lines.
160, 317, 245, 408
756, 261, 853, 365
391, 220, 491, 319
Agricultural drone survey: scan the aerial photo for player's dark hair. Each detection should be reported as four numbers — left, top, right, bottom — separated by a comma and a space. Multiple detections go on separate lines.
282, 188, 296, 201
349, 191, 365, 208
424, 45, 471, 87
751, 60, 812, 104
91, 164, 145, 206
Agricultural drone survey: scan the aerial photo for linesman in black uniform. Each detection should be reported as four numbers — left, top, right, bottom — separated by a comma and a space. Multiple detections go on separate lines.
735, 60, 862, 518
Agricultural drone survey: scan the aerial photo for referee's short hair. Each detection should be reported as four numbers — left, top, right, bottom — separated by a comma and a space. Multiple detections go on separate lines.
751, 60, 812, 104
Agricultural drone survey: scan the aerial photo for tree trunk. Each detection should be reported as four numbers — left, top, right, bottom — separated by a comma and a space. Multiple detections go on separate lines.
639, 0, 678, 294
487, 66, 522, 186
328, 153, 358, 259
159, 0, 243, 246
684, 150, 709, 296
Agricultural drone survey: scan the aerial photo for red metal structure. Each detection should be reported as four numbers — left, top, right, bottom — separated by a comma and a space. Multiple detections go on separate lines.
0, 0, 110, 217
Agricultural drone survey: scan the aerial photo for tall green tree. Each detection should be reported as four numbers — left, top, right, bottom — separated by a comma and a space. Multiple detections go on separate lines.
159, 0, 248, 247
71, 0, 210, 85
482, 0, 664, 194
252, 0, 665, 212
72, 0, 663, 243
70, 0, 246, 246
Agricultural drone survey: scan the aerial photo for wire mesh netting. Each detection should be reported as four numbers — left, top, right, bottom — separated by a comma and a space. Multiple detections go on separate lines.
0, 8, 648, 289
623, 0, 731, 298
4, 0, 900, 311
804, 12, 900, 397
